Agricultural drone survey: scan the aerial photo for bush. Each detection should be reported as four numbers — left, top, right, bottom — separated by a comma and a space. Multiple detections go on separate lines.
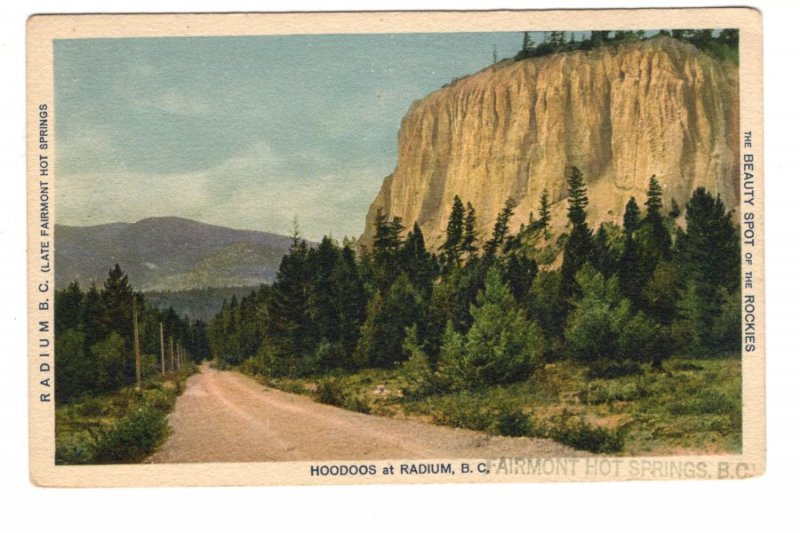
344, 394, 371, 414
430, 393, 492, 432
491, 405, 534, 437
548, 413, 625, 453
93, 405, 169, 464
316, 377, 346, 407
618, 311, 669, 365
55, 434, 96, 465
399, 325, 436, 399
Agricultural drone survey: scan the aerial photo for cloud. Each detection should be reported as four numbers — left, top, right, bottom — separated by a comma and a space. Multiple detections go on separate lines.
57, 141, 383, 241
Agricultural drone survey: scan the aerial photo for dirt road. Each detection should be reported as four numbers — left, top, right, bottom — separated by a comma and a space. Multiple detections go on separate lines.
148, 363, 586, 463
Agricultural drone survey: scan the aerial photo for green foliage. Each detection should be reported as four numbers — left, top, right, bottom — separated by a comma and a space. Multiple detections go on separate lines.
92, 332, 129, 393
547, 413, 625, 453
561, 167, 593, 298
93, 405, 169, 464
483, 197, 517, 259
441, 195, 465, 267
565, 265, 630, 361
399, 325, 435, 398
356, 273, 425, 368
315, 376, 371, 414
538, 189, 551, 240
316, 376, 346, 407
618, 311, 669, 366
437, 267, 544, 389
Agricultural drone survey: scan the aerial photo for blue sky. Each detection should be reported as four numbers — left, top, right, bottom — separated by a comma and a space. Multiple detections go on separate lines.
55, 31, 539, 240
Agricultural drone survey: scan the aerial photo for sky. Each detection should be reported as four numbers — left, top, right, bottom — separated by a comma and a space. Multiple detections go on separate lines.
54, 31, 540, 241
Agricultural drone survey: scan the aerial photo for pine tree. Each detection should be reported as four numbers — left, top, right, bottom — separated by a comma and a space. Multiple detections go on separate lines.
561, 167, 593, 298
641, 175, 672, 260
564, 265, 630, 362
266, 230, 314, 371
402, 222, 436, 296
438, 266, 544, 388
522, 31, 533, 51
440, 195, 465, 267
355, 273, 424, 368
593, 225, 616, 278
483, 197, 517, 260
101, 263, 134, 341
675, 187, 740, 353
461, 202, 479, 260
55, 281, 83, 336
619, 197, 643, 305
371, 211, 405, 292
538, 189, 551, 239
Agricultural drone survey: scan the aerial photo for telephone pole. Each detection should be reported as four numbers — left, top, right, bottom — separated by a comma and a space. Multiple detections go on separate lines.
133, 296, 142, 390
159, 322, 166, 375
169, 336, 175, 373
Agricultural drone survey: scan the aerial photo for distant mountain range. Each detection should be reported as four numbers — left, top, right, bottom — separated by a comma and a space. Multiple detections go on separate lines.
55, 217, 293, 292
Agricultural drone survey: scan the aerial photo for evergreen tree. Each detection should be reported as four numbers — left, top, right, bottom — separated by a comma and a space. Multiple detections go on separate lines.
266, 231, 314, 370
440, 196, 465, 267
370, 211, 405, 292
538, 189, 551, 239
522, 31, 533, 51
461, 202, 479, 261
561, 166, 593, 298
675, 188, 740, 352
483, 197, 517, 260
564, 265, 630, 362
526, 270, 566, 347
437, 267, 544, 389
355, 273, 425, 368
593, 224, 616, 279
101, 263, 134, 342
618, 196, 643, 305
640, 175, 672, 260
401, 222, 436, 296
55, 281, 83, 336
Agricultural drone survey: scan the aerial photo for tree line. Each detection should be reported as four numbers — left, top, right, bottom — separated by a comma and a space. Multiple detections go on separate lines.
207, 167, 740, 391
514, 29, 739, 63
54, 264, 210, 404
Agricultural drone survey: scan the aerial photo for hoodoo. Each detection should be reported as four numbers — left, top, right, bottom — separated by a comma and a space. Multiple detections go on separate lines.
360, 36, 739, 249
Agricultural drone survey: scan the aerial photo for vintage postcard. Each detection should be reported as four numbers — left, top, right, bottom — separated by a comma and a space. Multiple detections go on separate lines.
27, 8, 764, 487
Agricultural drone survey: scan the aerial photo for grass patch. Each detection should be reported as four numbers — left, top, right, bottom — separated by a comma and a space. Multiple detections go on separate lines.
262, 356, 741, 455
55, 365, 197, 465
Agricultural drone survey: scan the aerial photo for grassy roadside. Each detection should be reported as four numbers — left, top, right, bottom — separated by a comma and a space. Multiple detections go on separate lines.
248, 357, 741, 455
55, 365, 197, 465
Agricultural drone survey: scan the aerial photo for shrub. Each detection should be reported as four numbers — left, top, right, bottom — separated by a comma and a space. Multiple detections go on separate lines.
344, 394, 371, 414
77, 396, 108, 417
399, 325, 435, 399
547, 413, 625, 453
316, 377, 346, 407
491, 404, 534, 437
93, 405, 169, 464
618, 311, 669, 366
430, 393, 492, 432
55, 434, 96, 465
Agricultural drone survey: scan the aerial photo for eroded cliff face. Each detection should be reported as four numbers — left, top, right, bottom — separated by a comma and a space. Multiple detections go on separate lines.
360, 36, 739, 249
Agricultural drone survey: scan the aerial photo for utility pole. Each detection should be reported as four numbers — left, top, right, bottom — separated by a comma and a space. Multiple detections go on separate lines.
159, 322, 166, 375
133, 296, 142, 390
170, 336, 175, 373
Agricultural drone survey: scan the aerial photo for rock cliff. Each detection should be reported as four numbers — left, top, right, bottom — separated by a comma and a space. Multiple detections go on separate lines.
360, 36, 739, 249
